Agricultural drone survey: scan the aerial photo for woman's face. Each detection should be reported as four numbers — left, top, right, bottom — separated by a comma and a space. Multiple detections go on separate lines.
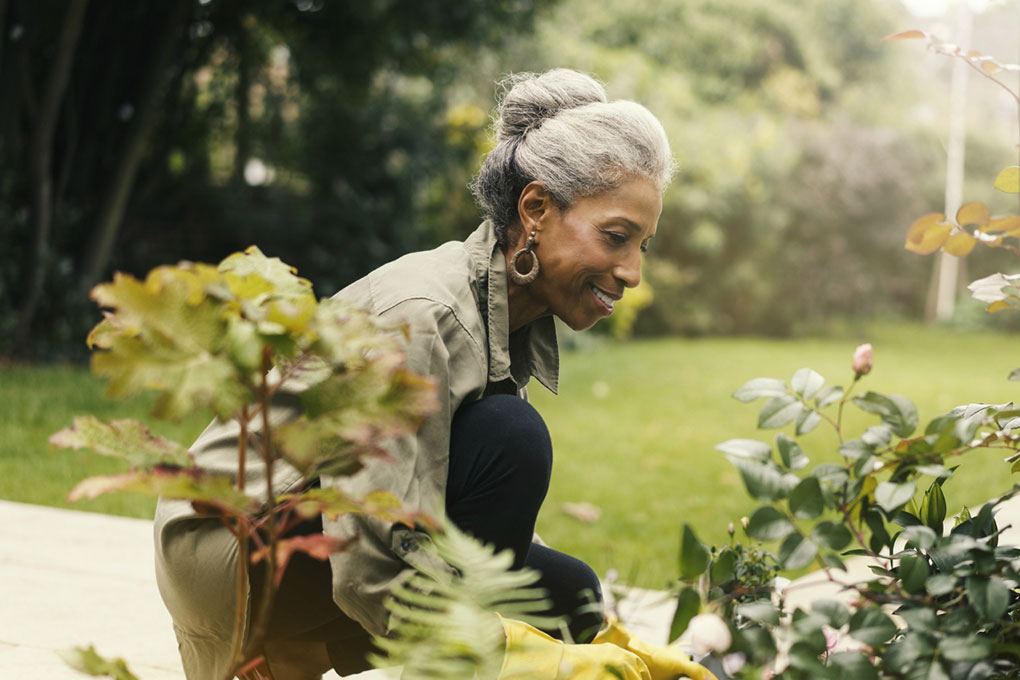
517, 176, 663, 332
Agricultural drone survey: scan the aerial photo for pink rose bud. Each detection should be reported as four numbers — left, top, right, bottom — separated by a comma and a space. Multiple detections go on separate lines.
852, 343, 873, 377
688, 613, 733, 657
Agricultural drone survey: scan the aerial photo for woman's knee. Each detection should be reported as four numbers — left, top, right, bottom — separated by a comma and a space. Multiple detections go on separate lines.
453, 395, 553, 479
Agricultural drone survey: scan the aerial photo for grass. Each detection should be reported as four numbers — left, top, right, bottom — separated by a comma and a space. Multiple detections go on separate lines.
3, 321, 1020, 590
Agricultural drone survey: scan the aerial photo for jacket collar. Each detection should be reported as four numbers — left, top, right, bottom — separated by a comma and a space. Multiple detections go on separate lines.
466, 221, 559, 394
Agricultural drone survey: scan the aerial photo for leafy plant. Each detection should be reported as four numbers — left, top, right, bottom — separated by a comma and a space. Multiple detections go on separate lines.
665, 35, 1020, 679
52, 247, 439, 679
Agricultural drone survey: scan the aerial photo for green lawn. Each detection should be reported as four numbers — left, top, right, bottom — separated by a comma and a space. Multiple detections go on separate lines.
4, 321, 1020, 589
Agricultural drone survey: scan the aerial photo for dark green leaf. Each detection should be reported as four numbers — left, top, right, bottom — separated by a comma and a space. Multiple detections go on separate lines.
758, 395, 804, 429
861, 424, 893, 448
925, 574, 957, 596
791, 368, 825, 399
939, 635, 993, 662
777, 433, 809, 470
746, 507, 796, 542
897, 607, 936, 632
920, 480, 947, 532
789, 477, 824, 519
778, 532, 818, 570
811, 600, 849, 628
811, 521, 852, 550
715, 439, 772, 462
669, 587, 701, 642
710, 549, 737, 585
828, 652, 878, 680
966, 575, 1009, 621
884, 632, 935, 673
821, 553, 847, 571
898, 554, 930, 594
733, 377, 787, 402
848, 608, 896, 646
876, 480, 917, 513
853, 392, 918, 437
736, 600, 780, 625
838, 438, 871, 459
679, 524, 710, 580
733, 459, 797, 502
788, 641, 837, 678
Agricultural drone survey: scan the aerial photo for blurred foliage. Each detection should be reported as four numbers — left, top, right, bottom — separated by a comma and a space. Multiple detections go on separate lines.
3, 0, 1018, 356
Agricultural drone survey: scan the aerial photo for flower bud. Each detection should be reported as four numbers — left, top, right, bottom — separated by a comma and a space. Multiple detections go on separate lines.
688, 613, 732, 657
740, 516, 749, 530
852, 343, 873, 377
727, 522, 735, 536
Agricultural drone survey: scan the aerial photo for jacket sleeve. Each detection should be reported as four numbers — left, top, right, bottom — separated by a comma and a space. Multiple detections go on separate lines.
321, 296, 487, 635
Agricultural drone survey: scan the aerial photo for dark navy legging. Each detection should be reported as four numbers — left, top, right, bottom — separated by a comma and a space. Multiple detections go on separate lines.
445, 394, 604, 642
251, 394, 604, 673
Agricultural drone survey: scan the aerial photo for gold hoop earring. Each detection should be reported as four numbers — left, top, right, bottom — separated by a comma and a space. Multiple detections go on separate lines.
508, 231, 540, 286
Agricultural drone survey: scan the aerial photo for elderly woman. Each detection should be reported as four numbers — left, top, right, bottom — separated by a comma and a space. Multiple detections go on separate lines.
155, 69, 714, 679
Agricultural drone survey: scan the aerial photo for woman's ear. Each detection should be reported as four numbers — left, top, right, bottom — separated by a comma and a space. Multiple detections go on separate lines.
517, 181, 553, 240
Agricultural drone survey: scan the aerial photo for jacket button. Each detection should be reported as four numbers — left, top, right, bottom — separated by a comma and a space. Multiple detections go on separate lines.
400, 538, 415, 552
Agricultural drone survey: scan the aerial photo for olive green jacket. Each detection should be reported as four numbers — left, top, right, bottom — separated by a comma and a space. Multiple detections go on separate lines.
154, 221, 559, 678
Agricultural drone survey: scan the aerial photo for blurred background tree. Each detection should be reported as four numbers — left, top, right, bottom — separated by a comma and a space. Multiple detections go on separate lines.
1, 0, 1017, 357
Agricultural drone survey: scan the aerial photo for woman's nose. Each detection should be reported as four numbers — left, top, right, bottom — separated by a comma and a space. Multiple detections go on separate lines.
614, 249, 642, 288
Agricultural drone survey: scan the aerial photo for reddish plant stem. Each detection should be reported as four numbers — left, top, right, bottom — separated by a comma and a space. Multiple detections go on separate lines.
226, 407, 252, 679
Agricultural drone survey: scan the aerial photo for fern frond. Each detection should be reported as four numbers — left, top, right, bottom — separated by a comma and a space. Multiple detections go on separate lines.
371, 520, 565, 680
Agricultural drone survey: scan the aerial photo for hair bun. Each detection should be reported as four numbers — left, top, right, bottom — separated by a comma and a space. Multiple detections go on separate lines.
495, 69, 607, 140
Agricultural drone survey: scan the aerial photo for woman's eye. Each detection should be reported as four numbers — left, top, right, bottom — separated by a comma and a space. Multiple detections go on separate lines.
605, 232, 627, 245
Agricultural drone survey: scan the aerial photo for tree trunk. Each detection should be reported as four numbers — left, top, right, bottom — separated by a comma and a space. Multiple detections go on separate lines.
77, 0, 190, 294
13, 0, 88, 353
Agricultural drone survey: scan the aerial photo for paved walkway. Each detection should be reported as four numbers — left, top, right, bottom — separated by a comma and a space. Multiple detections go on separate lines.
0, 501, 675, 679
5, 493, 1020, 679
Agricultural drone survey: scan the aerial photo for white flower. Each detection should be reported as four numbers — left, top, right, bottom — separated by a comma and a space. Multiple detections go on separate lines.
688, 613, 732, 657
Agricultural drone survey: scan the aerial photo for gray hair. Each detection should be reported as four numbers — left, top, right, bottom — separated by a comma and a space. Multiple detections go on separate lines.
470, 68, 676, 247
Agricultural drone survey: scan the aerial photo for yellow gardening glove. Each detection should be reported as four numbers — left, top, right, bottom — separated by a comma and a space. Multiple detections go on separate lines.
498, 615, 651, 679
592, 616, 718, 680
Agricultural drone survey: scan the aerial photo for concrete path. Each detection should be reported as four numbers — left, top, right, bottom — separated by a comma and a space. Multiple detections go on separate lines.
0, 501, 675, 680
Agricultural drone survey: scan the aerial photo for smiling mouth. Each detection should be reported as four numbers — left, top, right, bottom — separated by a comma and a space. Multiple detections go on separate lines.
591, 285, 618, 313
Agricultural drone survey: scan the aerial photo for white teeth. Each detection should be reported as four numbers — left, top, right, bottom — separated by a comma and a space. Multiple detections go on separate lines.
592, 285, 614, 311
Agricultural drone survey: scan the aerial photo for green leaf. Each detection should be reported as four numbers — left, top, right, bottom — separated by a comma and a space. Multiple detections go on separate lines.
900, 525, 937, 550
669, 587, 701, 642
758, 395, 803, 429
67, 467, 259, 516
812, 600, 849, 628
897, 607, 936, 633
791, 368, 825, 399
875, 480, 917, 513
898, 554, 930, 594
778, 532, 818, 570
715, 438, 772, 462
939, 634, 993, 662
746, 506, 795, 542
828, 652, 878, 680
966, 575, 1009, 621
61, 646, 140, 680
679, 524, 709, 580
795, 408, 822, 435
776, 433, 809, 470
789, 477, 824, 519
925, 574, 958, 596
920, 480, 947, 532
811, 521, 852, 550
218, 245, 315, 299
735, 600, 780, 625
733, 377, 787, 402
838, 438, 872, 460
710, 549, 737, 585
852, 392, 918, 437
848, 608, 896, 646
733, 459, 796, 501
815, 385, 844, 409
49, 416, 192, 468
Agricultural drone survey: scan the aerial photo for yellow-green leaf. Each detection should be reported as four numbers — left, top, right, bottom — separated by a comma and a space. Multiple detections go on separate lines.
905, 213, 951, 254
60, 646, 140, 680
943, 232, 977, 256
68, 467, 258, 515
994, 167, 1020, 194
219, 245, 313, 300
988, 300, 1011, 313
49, 416, 192, 468
956, 201, 990, 228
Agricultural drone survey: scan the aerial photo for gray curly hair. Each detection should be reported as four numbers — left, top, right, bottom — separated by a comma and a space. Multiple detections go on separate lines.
470, 68, 676, 247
